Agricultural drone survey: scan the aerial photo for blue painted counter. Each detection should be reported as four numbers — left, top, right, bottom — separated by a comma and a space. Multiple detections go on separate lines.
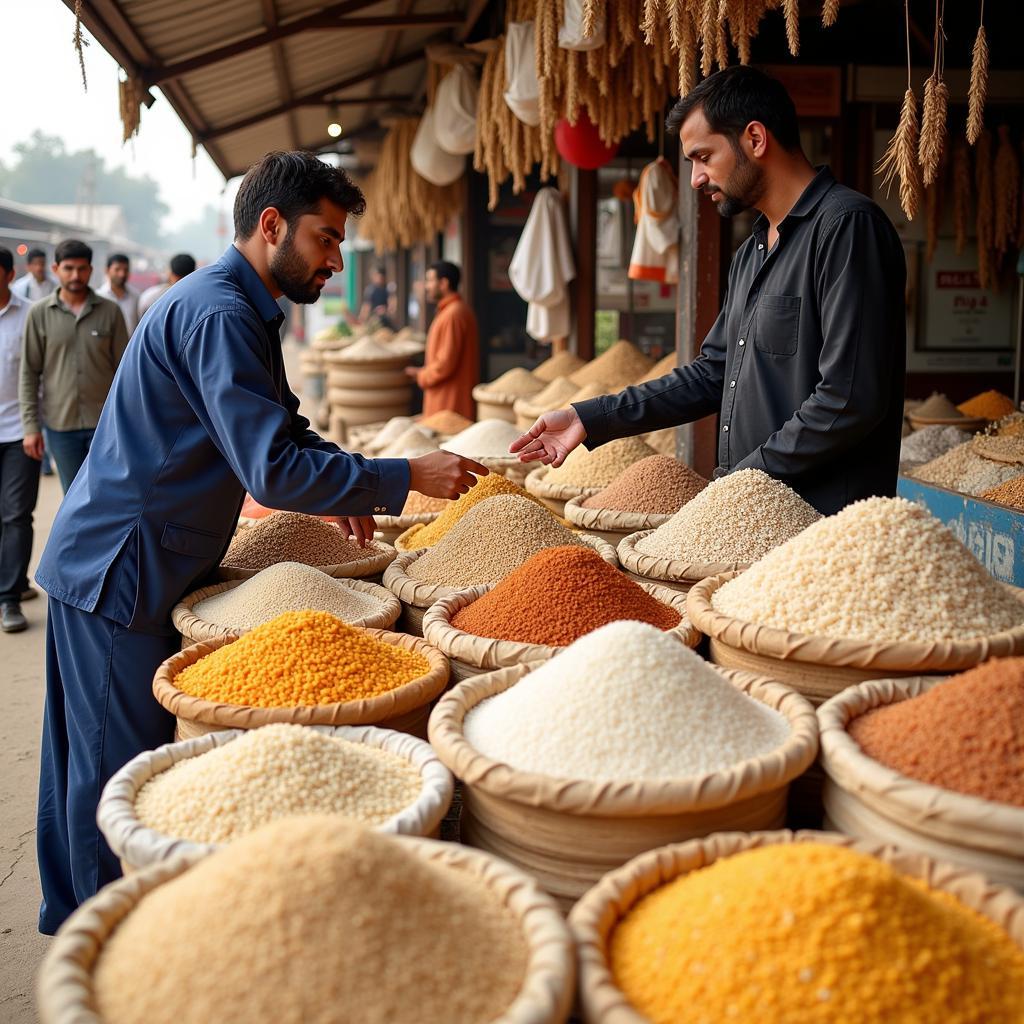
898, 476, 1024, 586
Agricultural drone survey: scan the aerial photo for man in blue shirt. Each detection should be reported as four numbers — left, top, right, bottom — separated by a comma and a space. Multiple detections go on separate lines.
34, 151, 484, 933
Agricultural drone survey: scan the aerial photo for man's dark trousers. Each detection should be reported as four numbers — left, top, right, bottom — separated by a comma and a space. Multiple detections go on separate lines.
0, 440, 39, 602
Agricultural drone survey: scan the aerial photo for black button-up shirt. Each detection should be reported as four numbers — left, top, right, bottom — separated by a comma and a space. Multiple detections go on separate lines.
576, 167, 907, 515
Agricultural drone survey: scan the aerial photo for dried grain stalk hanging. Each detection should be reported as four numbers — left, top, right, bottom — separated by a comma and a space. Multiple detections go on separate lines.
118, 77, 143, 143
924, 146, 948, 264
918, 0, 948, 187
952, 139, 972, 254
993, 125, 1020, 257
967, 1, 988, 146
72, 0, 89, 91
975, 129, 995, 289
821, 0, 840, 28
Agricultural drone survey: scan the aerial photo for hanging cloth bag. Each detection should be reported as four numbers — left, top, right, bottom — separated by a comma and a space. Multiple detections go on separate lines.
410, 106, 465, 186
503, 22, 540, 126
559, 0, 607, 50
433, 65, 478, 156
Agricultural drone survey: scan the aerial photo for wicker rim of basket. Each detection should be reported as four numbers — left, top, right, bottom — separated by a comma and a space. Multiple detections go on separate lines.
524, 465, 602, 501
567, 828, 1024, 1024
37, 833, 576, 1024
323, 352, 410, 370
563, 497, 674, 536
617, 529, 750, 582
373, 508, 445, 530
818, 676, 1024, 843
218, 539, 396, 581
152, 628, 450, 729
908, 413, 988, 431
686, 572, 1024, 672
427, 663, 819, 816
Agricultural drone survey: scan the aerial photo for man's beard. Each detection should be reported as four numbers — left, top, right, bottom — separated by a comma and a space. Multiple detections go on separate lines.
270, 230, 331, 303
707, 149, 765, 218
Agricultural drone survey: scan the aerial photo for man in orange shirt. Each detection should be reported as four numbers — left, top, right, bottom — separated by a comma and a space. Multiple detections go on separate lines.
406, 261, 478, 420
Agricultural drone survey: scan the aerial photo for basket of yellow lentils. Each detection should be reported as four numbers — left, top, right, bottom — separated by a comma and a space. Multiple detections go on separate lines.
569, 829, 1024, 1023
153, 610, 449, 741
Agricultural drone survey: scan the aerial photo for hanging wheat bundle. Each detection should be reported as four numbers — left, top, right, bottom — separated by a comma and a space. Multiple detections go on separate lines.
582, 0, 604, 39
993, 126, 1020, 257
782, 0, 800, 56
878, 89, 922, 222
919, 76, 948, 187
118, 77, 143, 143
642, 0, 662, 43
975, 129, 995, 289
821, 0, 840, 28
952, 139, 972, 254
967, 6, 988, 146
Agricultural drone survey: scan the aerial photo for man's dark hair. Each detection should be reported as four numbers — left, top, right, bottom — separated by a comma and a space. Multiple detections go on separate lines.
374, 265, 387, 276
429, 260, 461, 293
233, 151, 366, 240
54, 239, 93, 265
666, 65, 801, 153
27, 248, 46, 262
107, 253, 130, 268
170, 253, 197, 278
0, 247, 13, 275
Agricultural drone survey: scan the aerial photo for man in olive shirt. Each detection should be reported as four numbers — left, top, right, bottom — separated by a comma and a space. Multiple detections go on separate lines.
20, 240, 129, 492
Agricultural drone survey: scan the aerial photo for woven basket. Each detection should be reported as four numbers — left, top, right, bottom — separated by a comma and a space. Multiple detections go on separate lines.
331, 403, 411, 428
171, 578, 401, 649
563, 498, 673, 549
525, 466, 600, 518
818, 676, 1024, 889
326, 366, 409, 389
569, 829, 1024, 1024
323, 348, 409, 372
479, 455, 531, 486
373, 508, 444, 545
686, 572, 1024, 705
473, 392, 519, 424
217, 538, 397, 583
617, 530, 749, 593
152, 629, 450, 742
37, 836, 575, 1024
97, 725, 455, 873
327, 384, 411, 408
908, 412, 987, 433
423, 581, 699, 683
428, 665, 818, 909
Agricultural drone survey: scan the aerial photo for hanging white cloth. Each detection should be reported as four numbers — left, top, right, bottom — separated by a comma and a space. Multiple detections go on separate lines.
629, 158, 680, 283
509, 187, 577, 341
503, 22, 540, 126
433, 65, 478, 156
559, 0, 606, 50
410, 106, 464, 186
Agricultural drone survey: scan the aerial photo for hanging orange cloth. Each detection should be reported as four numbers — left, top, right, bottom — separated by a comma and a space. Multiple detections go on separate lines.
628, 157, 680, 283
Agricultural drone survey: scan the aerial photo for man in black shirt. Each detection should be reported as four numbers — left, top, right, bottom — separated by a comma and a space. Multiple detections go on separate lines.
512, 66, 906, 515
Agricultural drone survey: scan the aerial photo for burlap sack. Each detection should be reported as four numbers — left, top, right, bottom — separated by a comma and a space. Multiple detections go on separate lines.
97, 725, 456, 873
423, 580, 700, 683
617, 529, 750, 593
525, 466, 600, 517
568, 829, 1024, 1024
37, 837, 575, 1024
152, 629, 450, 741
427, 664, 818, 908
687, 572, 1024, 704
171, 578, 401, 649
563, 498, 673, 549
818, 676, 1024, 889
473, 393, 519, 425
217, 539, 397, 582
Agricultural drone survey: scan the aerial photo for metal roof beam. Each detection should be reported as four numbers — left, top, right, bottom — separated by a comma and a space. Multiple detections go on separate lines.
261, 0, 301, 150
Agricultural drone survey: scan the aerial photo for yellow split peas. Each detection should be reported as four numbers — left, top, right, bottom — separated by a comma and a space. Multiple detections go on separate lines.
175, 611, 430, 707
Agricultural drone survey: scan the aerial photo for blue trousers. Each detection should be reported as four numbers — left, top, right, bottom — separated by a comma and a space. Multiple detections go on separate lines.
43, 427, 94, 494
37, 598, 177, 934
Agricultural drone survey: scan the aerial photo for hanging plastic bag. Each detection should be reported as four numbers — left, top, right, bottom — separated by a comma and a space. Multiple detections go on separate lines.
503, 22, 540, 126
433, 65, 478, 156
559, 0, 606, 50
410, 106, 465, 186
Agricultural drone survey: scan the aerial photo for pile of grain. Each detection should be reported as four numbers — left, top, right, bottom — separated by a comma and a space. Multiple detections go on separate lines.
899, 424, 971, 470
637, 469, 820, 564
194, 562, 386, 631
135, 725, 423, 842
972, 434, 1024, 462
610, 843, 1024, 1023
564, 382, 608, 406
377, 425, 439, 458
581, 455, 708, 514
996, 412, 1024, 438
980, 476, 1024, 511
712, 497, 1024, 642
223, 512, 376, 571
418, 410, 473, 435
911, 442, 1024, 496
407, 497, 585, 588
401, 491, 450, 515
958, 389, 1016, 420
569, 340, 654, 390
441, 419, 522, 458
476, 367, 543, 398
451, 546, 681, 645
365, 416, 416, 454
520, 376, 579, 414
850, 658, 1024, 806
636, 352, 677, 384
93, 816, 529, 1024
913, 392, 964, 419
532, 350, 585, 382
546, 436, 657, 488
464, 621, 787, 781
334, 337, 403, 363
175, 611, 430, 707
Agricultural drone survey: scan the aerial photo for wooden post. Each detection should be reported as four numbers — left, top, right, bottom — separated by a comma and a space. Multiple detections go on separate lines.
574, 168, 597, 360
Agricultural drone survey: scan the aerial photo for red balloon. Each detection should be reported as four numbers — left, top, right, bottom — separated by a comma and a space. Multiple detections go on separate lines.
554, 110, 619, 169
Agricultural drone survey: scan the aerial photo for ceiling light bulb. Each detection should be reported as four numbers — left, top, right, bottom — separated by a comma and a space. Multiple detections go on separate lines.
327, 122, 343, 138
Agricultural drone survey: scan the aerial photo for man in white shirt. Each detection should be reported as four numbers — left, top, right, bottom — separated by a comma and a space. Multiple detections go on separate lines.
0, 247, 40, 633
137, 252, 196, 317
95, 253, 141, 335
12, 248, 58, 303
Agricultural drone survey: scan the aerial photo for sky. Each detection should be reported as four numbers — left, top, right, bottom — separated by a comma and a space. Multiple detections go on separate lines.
2, 2, 239, 229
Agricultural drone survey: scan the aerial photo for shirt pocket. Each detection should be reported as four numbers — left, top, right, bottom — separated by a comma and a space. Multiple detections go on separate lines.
160, 522, 226, 559
754, 294, 802, 356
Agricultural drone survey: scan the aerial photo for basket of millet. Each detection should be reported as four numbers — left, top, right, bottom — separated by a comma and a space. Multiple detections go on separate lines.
152, 611, 450, 742
173, 563, 401, 649
562, 455, 709, 546
428, 620, 817, 910
422, 546, 697, 681
38, 816, 576, 1024
216, 511, 396, 582
384, 496, 617, 637
472, 368, 547, 424
371, 491, 450, 545
817, 659, 1024, 889
568, 829, 1024, 1024
616, 469, 821, 593
97, 724, 455, 873
686, 497, 1024, 706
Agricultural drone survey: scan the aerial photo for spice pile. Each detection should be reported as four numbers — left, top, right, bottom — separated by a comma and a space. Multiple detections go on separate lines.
175, 611, 430, 707
581, 455, 708, 514
850, 658, 1024, 806
899, 424, 971, 471
223, 512, 377, 571
712, 497, 1024, 643
532, 350, 585, 382
135, 725, 423, 842
417, 410, 473, 435
912, 392, 964, 420
569, 340, 654, 390
451, 547, 681, 645
958, 389, 1016, 420
376, 425, 438, 458
93, 816, 529, 1024
464, 621, 787, 781
440, 419, 522, 458
910, 442, 1024, 496
194, 562, 386, 631
407, 497, 585, 588
476, 367, 543, 398
995, 412, 1024, 438
636, 469, 820, 564
981, 476, 1024, 511
400, 491, 450, 516
971, 434, 1024, 463
610, 842, 1024, 1024
546, 436, 657, 488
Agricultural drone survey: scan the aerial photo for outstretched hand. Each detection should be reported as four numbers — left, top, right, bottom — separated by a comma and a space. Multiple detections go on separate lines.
509, 407, 587, 467
408, 450, 489, 499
